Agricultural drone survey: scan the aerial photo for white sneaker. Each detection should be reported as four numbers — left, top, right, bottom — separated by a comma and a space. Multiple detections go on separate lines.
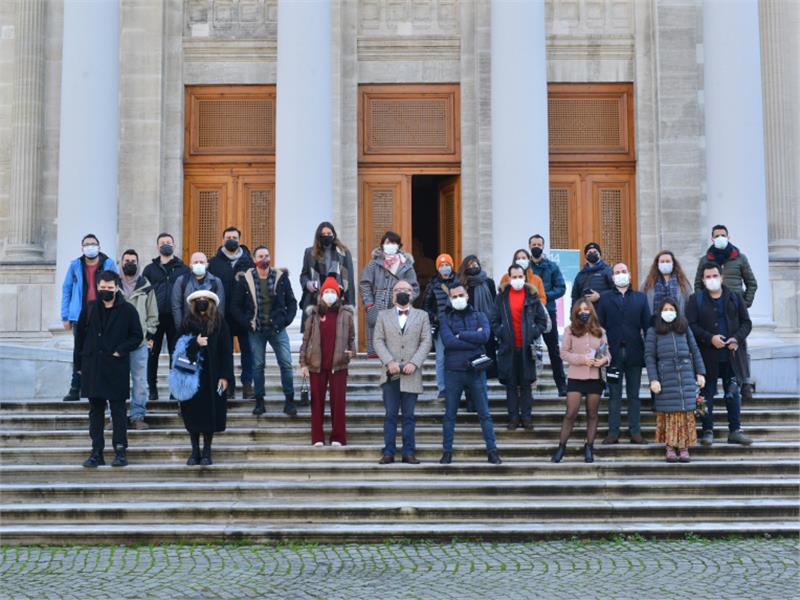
331, 441, 342, 447
313, 441, 324, 447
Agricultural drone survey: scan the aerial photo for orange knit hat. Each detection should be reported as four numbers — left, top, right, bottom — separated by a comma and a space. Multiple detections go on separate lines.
436, 253, 454, 269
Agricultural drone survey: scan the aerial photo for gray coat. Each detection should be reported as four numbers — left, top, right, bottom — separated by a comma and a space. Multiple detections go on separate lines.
645, 328, 706, 413
372, 306, 431, 395
171, 272, 225, 327
359, 248, 419, 354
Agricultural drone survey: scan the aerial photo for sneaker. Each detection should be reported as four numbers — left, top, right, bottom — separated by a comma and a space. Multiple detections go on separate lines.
700, 430, 714, 446
487, 450, 502, 465
82, 452, 104, 468
727, 430, 752, 446
665, 446, 678, 463
111, 445, 128, 467
678, 448, 691, 463
313, 441, 324, 447
331, 441, 343, 447
129, 419, 149, 430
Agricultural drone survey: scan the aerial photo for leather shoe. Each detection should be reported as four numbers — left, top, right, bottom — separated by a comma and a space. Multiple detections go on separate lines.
402, 454, 420, 464
521, 419, 533, 432
487, 450, 502, 465
629, 435, 648, 445
602, 435, 619, 445
507, 418, 520, 431
439, 451, 452, 464
82, 451, 104, 468
378, 454, 395, 464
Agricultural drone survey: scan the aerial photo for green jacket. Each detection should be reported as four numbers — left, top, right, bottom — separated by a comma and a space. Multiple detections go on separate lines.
124, 276, 159, 347
694, 245, 757, 308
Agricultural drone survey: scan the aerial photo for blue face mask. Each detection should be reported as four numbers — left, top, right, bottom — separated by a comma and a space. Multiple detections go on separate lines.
578, 312, 590, 322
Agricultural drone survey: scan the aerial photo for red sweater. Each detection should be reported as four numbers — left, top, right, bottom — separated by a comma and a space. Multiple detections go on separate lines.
319, 309, 338, 370
509, 288, 525, 348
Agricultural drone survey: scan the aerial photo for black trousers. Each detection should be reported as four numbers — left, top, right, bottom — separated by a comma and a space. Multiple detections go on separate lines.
89, 398, 128, 452
542, 310, 567, 390
147, 313, 178, 393
505, 348, 533, 420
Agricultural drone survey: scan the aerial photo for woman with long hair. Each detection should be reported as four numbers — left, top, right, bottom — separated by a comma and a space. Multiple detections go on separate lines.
642, 250, 692, 317
497, 248, 547, 306
551, 300, 610, 463
300, 222, 355, 329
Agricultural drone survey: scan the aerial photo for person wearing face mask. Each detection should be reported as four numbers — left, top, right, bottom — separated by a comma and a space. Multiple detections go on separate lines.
498, 249, 547, 306
231, 246, 298, 417
119, 250, 159, 429
693, 225, 758, 403
491, 265, 549, 431
373, 281, 432, 464
528, 234, 568, 396
73, 271, 143, 468
570, 242, 614, 312
61, 234, 118, 402
142, 232, 190, 401
422, 254, 457, 399
299, 276, 355, 446
687, 262, 752, 446
208, 227, 255, 400
642, 250, 692, 320
457, 255, 499, 389
300, 222, 355, 332
645, 299, 706, 463
595, 263, 652, 444
552, 300, 609, 463
171, 252, 225, 334
177, 291, 234, 466
359, 231, 420, 357
438, 284, 502, 465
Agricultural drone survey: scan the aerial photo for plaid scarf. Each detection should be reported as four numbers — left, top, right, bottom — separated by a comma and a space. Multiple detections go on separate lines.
253, 268, 276, 331
653, 275, 681, 311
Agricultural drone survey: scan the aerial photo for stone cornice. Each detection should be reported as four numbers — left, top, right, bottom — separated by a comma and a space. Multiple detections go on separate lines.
546, 35, 635, 61
357, 36, 460, 61
183, 39, 277, 63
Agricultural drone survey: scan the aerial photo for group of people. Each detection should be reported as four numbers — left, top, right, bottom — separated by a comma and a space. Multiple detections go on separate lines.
63, 220, 757, 468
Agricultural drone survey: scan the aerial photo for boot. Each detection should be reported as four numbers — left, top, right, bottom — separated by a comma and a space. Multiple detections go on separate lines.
242, 383, 255, 400
201, 433, 213, 466
665, 445, 678, 463
186, 433, 201, 466
550, 444, 567, 463
487, 450, 502, 465
63, 386, 80, 402
82, 450, 104, 468
111, 444, 128, 467
521, 419, 534, 432
583, 442, 594, 463
252, 396, 266, 416
283, 394, 298, 417
678, 447, 691, 463
507, 417, 520, 431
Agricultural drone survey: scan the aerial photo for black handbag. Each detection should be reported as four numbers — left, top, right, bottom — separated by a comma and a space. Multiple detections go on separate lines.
299, 377, 310, 406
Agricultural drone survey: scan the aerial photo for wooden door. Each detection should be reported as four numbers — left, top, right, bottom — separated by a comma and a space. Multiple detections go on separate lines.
237, 174, 276, 261
183, 174, 234, 260
438, 176, 461, 262
548, 172, 581, 251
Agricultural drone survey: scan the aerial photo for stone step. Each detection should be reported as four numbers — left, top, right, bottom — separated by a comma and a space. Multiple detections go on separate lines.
4, 477, 797, 503
2, 459, 797, 483
2, 520, 798, 545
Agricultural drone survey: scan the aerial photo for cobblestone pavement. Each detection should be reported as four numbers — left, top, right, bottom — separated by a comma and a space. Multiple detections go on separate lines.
1, 537, 798, 600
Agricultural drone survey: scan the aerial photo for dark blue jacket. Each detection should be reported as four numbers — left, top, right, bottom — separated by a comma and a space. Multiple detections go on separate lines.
571, 260, 614, 311
595, 287, 652, 368
439, 306, 491, 371
530, 257, 566, 314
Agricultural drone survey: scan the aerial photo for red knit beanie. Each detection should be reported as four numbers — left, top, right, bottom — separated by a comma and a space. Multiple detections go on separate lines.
320, 276, 341, 295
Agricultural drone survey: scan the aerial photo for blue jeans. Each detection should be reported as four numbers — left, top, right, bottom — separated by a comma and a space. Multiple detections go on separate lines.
442, 370, 497, 452
237, 329, 253, 386
70, 322, 80, 390
607, 348, 643, 437
250, 327, 294, 397
701, 360, 741, 432
129, 344, 149, 421
434, 334, 446, 394
382, 378, 417, 457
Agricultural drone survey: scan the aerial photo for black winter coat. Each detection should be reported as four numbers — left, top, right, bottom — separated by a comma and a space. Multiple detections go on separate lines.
422, 273, 456, 330
645, 328, 706, 413
230, 268, 298, 334
74, 295, 144, 400
179, 316, 234, 434
142, 257, 190, 317
491, 283, 549, 385
595, 288, 652, 368
208, 245, 255, 335
571, 260, 615, 310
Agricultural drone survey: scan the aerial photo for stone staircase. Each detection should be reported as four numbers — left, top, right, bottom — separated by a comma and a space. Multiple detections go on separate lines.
1, 354, 798, 544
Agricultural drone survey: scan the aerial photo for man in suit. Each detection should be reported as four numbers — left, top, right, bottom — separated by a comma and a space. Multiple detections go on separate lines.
373, 280, 432, 464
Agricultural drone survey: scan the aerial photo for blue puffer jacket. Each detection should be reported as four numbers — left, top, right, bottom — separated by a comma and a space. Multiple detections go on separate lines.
571, 260, 614, 311
439, 305, 491, 371
60, 254, 118, 322
530, 257, 566, 314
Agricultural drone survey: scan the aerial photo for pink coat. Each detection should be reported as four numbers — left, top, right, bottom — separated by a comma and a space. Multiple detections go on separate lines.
560, 327, 611, 381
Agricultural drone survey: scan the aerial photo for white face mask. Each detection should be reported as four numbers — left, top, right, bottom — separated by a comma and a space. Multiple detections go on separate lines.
322, 291, 339, 306
510, 278, 525, 291
661, 310, 677, 323
83, 245, 99, 259
383, 243, 399, 256
658, 262, 673, 275
713, 235, 729, 250
614, 273, 630, 288
515, 259, 529, 271
451, 296, 468, 311
192, 263, 206, 277
704, 277, 722, 292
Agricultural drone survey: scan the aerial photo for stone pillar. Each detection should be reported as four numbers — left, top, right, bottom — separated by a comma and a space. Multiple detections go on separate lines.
54, 0, 120, 313
275, 0, 333, 300
490, 0, 549, 279
5, 0, 46, 259
703, 0, 773, 328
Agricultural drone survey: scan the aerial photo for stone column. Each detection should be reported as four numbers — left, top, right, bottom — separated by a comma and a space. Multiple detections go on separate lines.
54, 0, 120, 313
275, 0, 333, 300
490, 0, 549, 279
5, 0, 46, 259
703, 0, 773, 329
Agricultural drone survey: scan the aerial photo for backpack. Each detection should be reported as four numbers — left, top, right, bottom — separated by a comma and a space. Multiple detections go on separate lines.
168, 334, 204, 401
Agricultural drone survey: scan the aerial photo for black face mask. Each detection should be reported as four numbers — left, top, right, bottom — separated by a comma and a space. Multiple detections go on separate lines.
320, 235, 334, 248
530, 247, 544, 259
466, 266, 481, 276
195, 299, 209, 312
122, 263, 137, 276
586, 252, 600, 264
159, 244, 174, 256
395, 292, 411, 306
98, 290, 115, 302
224, 239, 239, 252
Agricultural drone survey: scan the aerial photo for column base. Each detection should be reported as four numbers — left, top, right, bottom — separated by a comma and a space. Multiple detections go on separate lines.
3, 243, 44, 260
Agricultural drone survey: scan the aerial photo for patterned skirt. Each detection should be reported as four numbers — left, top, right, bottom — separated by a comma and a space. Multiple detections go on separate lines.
655, 412, 697, 448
